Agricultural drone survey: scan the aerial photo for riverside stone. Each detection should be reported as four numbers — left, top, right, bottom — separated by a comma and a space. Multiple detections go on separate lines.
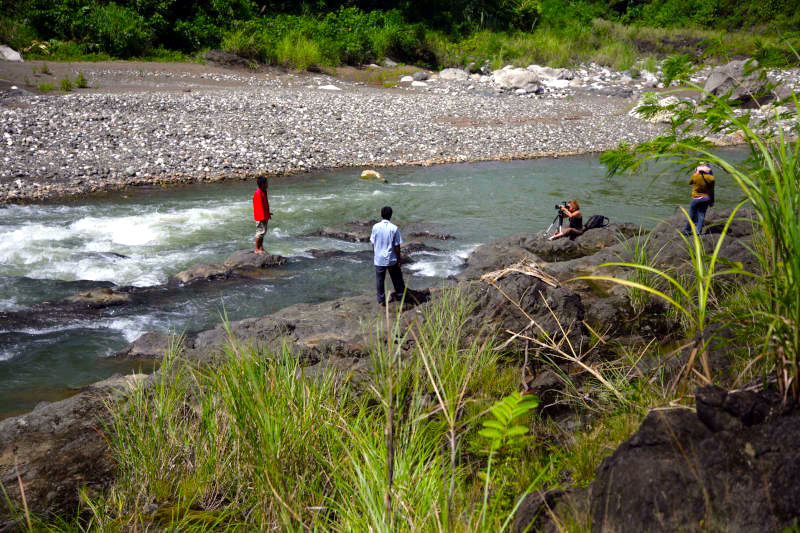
588, 386, 800, 532
0, 375, 148, 528
438, 68, 469, 81
0, 45, 22, 62
0, 60, 684, 204
704, 59, 772, 107
492, 68, 540, 90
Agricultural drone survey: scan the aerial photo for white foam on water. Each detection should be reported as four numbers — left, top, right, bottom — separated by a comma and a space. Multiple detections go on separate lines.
391, 182, 443, 187
103, 317, 153, 343
0, 296, 17, 312
0, 347, 16, 362
407, 245, 477, 278
0, 202, 245, 285
371, 190, 388, 196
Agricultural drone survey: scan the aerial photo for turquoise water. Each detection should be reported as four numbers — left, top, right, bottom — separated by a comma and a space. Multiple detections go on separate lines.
0, 151, 745, 417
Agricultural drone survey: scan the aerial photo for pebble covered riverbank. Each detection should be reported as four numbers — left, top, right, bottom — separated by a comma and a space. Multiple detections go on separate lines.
0, 59, 672, 203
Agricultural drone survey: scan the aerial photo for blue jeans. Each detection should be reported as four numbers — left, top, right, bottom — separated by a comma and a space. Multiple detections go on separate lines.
683, 196, 711, 235
375, 263, 405, 304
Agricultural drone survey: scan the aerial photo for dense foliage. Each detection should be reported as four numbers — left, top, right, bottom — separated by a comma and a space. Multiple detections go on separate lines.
1, 0, 799, 62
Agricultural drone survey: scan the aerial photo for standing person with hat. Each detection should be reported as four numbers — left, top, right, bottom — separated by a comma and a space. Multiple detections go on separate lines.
683, 162, 715, 236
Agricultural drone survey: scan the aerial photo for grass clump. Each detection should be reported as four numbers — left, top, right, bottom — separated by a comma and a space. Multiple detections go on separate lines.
59, 77, 72, 92
74, 72, 87, 88
37, 83, 53, 92
78, 289, 561, 530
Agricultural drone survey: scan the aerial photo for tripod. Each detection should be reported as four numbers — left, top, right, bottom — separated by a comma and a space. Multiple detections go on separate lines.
543, 212, 565, 238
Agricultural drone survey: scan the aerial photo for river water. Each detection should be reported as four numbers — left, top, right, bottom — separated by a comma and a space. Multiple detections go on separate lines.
0, 152, 744, 418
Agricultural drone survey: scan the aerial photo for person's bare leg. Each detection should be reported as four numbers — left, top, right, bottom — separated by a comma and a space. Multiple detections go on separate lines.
254, 236, 264, 254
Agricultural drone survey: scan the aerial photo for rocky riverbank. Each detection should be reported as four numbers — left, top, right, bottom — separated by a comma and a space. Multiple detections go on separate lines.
2, 55, 799, 203
0, 207, 761, 527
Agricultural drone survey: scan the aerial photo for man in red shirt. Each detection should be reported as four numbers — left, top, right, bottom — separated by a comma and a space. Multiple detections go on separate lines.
253, 176, 272, 254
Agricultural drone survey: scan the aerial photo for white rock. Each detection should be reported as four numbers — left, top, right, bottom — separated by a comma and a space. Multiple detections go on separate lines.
515, 88, 528, 95
491, 68, 540, 90
411, 81, 428, 87
400, 76, 413, 82
318, 85, 341, 91
438, 68, 469, 81
542, 79, 570, 89
0, 45, 23, 62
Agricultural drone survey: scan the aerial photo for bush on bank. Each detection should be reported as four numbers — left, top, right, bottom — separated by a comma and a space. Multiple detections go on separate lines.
1, 0, 799, 66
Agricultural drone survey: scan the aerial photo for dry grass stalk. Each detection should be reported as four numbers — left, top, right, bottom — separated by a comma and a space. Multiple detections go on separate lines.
480, 258, 560, 288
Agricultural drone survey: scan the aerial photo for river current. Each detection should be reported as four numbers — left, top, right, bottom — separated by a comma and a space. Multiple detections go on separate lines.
0, 152, 744, 417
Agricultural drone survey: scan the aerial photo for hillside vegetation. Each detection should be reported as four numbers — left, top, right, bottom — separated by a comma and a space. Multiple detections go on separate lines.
1, 0, 798, 69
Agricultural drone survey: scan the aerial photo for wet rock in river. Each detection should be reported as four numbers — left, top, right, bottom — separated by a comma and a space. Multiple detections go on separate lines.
171, 250, 286, 285
114, 331, 172, 359
64, 287, 131, 307
309, 220, 454, 243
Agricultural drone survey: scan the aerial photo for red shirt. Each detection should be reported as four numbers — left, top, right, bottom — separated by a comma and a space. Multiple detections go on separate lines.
253, 188, 270, 221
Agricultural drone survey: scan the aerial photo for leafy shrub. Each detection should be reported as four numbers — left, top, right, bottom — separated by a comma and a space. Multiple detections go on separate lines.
88, 3, 151, 57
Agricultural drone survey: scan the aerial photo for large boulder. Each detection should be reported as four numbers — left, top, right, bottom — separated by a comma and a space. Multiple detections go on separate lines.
703, 59, 776, 108
461, 271, 587, 352
587, 386, 800, 532
492, 68, 540, 90
0, 375, 147, 528
0, 45, 23, 62
438, 68, 469, 81
458, 223, 638, 281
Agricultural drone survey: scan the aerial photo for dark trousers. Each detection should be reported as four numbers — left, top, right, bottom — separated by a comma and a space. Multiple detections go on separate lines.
375, 263, 405, 304
683, 196, 711, 235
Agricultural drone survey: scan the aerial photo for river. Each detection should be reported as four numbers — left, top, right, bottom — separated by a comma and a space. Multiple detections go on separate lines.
0, 152, 744, 418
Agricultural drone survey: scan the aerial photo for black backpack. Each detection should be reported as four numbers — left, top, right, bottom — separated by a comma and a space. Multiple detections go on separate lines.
584, 215, 609, 230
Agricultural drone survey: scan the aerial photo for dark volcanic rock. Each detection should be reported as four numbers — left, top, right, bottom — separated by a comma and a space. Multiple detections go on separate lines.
309, 220, 454, 243
0, 375, 147, 528
458, 223, 637, 281
462, 271, 587, 350
114, 331, 172, 359
588, 386, 800, 532
63, 287, 131, 307
171, 250, 286, 285
222, 249, 287, 270
703, 60, 779, 108
203, 49, 252, 68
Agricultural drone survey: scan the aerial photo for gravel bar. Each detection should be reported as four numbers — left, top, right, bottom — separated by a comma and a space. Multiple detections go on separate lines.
0, 62, 668, 203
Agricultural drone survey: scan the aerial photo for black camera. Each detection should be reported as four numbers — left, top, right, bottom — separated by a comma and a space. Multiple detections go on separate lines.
554, 201, 568, 211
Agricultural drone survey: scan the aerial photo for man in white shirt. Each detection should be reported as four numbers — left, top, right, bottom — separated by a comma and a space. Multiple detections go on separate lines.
370, 206, 405, 306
